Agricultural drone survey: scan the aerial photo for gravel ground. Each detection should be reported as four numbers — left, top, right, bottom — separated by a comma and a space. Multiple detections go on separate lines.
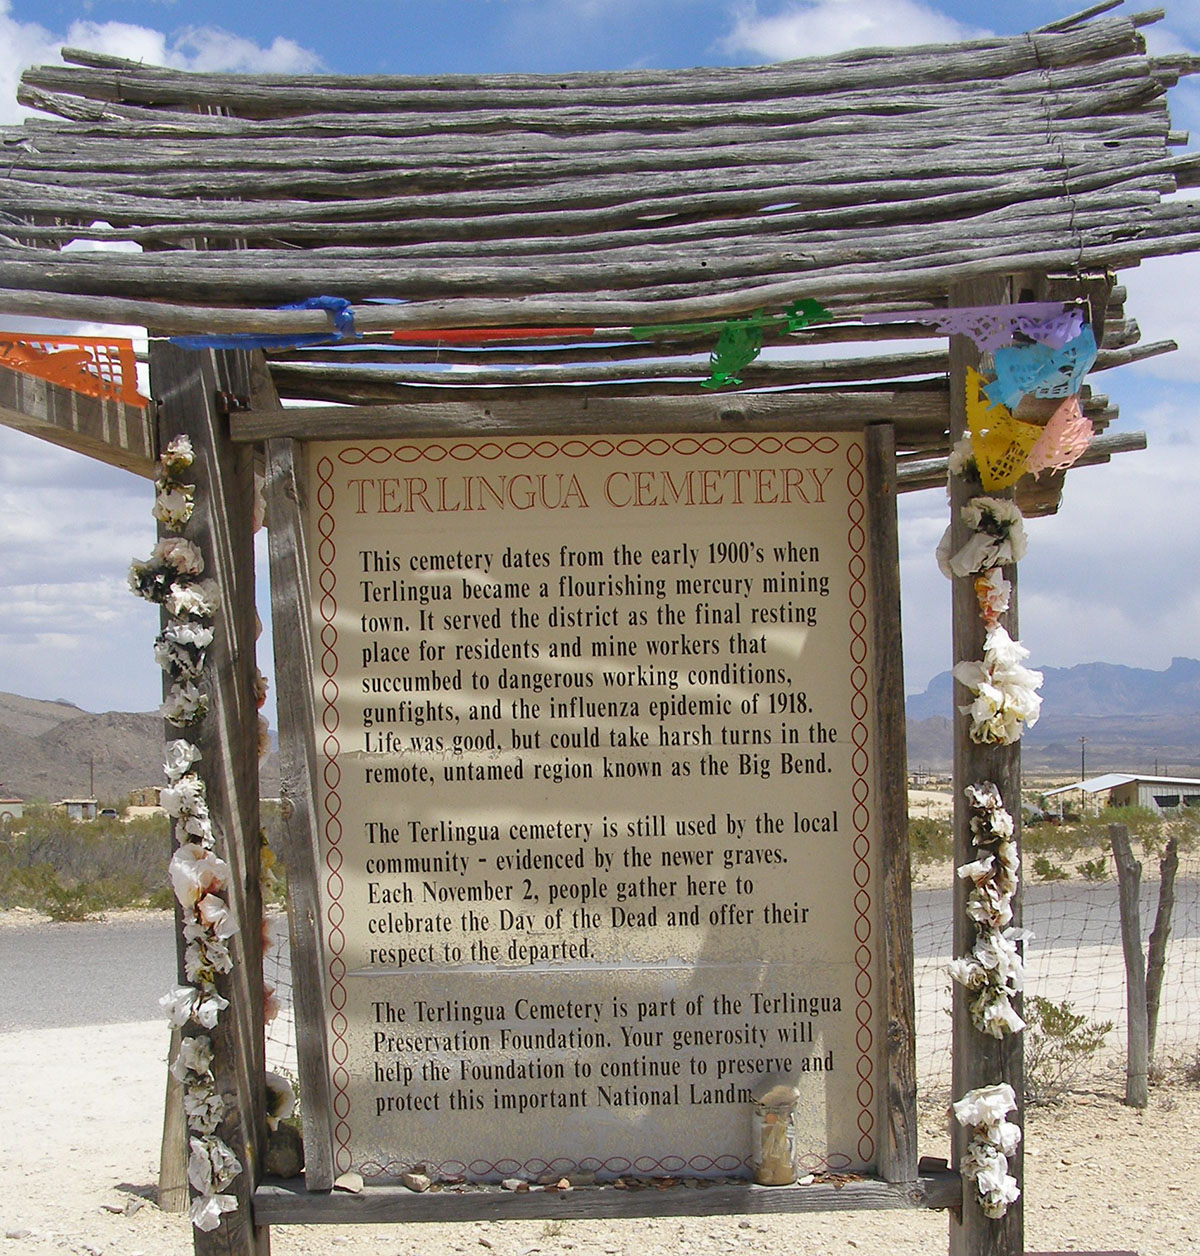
1, 1019, 1197, 1256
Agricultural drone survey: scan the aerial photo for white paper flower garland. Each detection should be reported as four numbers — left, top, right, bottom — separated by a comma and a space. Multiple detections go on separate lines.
949, 783, 1031, 1037
938, 497, 1043, 745
940, 468, 1033, 1219
952, 1083, 1022, 1218
130, 435, 243, 1231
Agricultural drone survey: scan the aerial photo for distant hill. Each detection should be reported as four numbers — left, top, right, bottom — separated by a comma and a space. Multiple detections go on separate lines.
906, 657, 1200, 776
0, 691, 279, 804
3, 658, 1195, 802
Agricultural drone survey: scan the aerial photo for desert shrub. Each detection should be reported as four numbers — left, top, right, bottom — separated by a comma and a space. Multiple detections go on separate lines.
908, 815, 953, 866
1076, 856, 1109, 882
0, 811, 173, 915
1031, 854, 1069, 882
1024, 996, 1114, 1104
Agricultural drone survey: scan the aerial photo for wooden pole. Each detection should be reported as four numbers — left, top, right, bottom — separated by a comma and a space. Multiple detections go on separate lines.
149, 340, 270, 1255
947, 276, 1024, 1256
1110, 822, 1149, 1108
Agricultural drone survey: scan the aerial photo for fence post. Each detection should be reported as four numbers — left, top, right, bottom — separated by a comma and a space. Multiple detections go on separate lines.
1146, 836, 1180, 1061
1109, 823, 1148, 1109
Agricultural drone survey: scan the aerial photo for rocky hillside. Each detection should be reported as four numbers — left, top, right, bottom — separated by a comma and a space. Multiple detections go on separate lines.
0, 692, 278, 804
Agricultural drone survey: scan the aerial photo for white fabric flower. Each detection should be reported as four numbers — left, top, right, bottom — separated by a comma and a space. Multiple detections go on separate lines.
198, 893, 238, 940
953, 1083, 1018, 1129
182, 1078, 224, 1134
153, 483, 195, 529
166, 579, 221, 620
161, 774, 208, 819
151, 537, 205, 576
162, 681, 209, 727
164, 740, 202, 782
972, 990, 1027, 1038
171, 1033, 214, 1081
193, 988, 230, 1029
169, 843, 230, 908
161, 434, 195, 472
189, 1135, 242, 1195
190, 1193, 238, 1233
957, 854, 996, 885
161, 984, 200, 1026
947, 957, 986, 991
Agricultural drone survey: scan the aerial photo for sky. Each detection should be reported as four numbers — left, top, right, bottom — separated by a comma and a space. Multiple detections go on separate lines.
1, 0, 1199, 734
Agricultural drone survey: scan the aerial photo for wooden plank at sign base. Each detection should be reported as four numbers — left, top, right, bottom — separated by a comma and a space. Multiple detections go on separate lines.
0, 362, 157, 476
255, 1171, 963, 1225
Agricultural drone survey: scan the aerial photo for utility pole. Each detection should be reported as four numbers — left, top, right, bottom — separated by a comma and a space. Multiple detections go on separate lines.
1079, 737, 1088, 817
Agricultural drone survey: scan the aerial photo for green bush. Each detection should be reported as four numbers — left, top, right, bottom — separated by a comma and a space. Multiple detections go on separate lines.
1031, 854, 1069, 882
0, 811, 173, 916
1076, 856, 1109, 882
908, 815, 953, 866
1024, 996, 1114, 1104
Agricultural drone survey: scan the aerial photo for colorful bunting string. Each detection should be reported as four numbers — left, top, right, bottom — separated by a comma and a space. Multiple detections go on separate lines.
964, 368, 1044, 491
1024, 394, 1094, 476
0, 334, 149, 407
862, 302, 1074, 353
984, 325, 1097, 409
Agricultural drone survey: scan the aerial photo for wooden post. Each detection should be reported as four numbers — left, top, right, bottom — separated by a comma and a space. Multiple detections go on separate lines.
149, 340, 270, 1255
1146, 835, 1179, 1062
866, 422, 919, 1187
159, 1024, 190, 1212
948, 277, 1024, 1256
1109, 822, 1149, 1108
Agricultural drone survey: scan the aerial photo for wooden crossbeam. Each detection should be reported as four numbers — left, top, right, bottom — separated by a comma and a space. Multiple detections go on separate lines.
0, 361, 157, 476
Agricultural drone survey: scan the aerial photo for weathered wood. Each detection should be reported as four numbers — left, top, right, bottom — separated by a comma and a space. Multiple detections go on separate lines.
148, 339, 269, 1256
230, 391, 943, 444
0, 362, 157, 476
25, 20, 1146, 111
264, 431, 336, 1193
158, 1024, 190, 1213
948, 277, 1023, 1256
254, 1171, 962, 1226
866, 423, 919, 1185
1145, 835, 1179, 1060
1109, 823, 1149, 1108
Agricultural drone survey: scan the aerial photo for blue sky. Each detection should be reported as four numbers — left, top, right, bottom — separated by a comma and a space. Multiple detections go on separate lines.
1, 0, 1199, 732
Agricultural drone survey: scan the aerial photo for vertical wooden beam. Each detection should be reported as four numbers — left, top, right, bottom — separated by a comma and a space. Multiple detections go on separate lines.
1110, 823, 1149, 1108
264, 433, 336, 1191
149, 340, 270, 1256
866, 423, 919, 1186
947, 278, 1024, 1256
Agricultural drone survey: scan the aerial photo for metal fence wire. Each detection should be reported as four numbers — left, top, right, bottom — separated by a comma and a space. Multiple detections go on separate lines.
263, 855, 1200, 1100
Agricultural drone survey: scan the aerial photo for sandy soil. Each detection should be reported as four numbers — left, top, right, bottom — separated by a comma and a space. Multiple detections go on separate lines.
1, 1018, 1198, 1256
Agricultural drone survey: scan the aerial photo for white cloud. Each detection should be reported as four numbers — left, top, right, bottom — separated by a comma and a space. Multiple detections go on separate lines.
62, 21, 324, 75
721, 0, 988, 61
0, 2, 323, 124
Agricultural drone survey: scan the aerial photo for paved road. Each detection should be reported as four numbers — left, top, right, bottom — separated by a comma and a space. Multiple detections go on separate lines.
2, 877, 1194, 1030
0, 915, 177, 1031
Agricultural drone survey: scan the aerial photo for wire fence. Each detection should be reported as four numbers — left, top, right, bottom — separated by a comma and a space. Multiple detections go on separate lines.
264, 855, 1200, 1100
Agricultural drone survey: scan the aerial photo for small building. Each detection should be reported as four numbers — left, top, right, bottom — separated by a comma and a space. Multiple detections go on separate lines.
1045, 774, 1200, 816
128, 785, 162, 808
58, 797, 98, 822
0, 797, 23, 823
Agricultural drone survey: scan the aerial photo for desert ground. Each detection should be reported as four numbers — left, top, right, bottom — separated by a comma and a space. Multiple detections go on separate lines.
2, 1013, 1198, 1255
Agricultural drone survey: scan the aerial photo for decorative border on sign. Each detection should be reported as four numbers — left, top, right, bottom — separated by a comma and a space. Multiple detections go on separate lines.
843, 438, 876, 1166
315, 432, 877, 1177
314, 453, 354, 1172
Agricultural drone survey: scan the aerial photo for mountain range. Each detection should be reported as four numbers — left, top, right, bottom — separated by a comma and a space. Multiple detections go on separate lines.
906, 656, 1200, 776
1, 657, 1196, 802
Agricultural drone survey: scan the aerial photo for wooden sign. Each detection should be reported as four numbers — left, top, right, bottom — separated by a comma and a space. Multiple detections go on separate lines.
301, 429, 905, 1182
